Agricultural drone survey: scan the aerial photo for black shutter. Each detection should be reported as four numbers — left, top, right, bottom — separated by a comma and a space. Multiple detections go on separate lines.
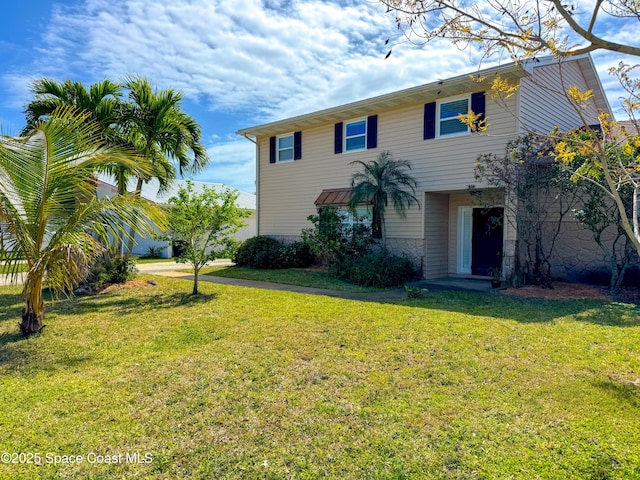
471, 91, 486, 130
424, 102, 436, 140
366, 115, 378, 149
334, 122, 343, 154
269, 136, 276, 163
294, 131, 302, 160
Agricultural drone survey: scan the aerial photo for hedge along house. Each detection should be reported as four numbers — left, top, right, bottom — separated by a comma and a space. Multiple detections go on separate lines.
237, 55, 610, 280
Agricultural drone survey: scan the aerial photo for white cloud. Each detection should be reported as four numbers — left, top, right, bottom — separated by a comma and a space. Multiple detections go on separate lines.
198, 138, 257, 193
35, 0, 482, 123
2, 73, 38, 111
2, 0, 636, 189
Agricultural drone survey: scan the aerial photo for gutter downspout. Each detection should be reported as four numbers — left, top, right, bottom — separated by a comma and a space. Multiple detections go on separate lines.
242, 133, 259, 236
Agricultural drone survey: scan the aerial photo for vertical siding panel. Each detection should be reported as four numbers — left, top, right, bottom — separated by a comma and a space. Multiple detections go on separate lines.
424, 193, 449, 278
519, 61, 600, 134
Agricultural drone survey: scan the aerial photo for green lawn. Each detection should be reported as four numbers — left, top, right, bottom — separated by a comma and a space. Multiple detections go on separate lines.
0, 263, 28, 274
1, 276, 639, 479
199, 265, 385, 293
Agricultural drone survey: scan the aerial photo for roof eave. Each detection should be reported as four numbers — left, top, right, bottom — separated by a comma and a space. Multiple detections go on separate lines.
237, 62, 527, 138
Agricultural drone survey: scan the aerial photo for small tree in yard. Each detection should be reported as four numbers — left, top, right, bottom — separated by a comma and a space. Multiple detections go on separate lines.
473, 134, 581, 287
0, 107, 164, 336
167, 181, 249, 295
573, 180, 636, 293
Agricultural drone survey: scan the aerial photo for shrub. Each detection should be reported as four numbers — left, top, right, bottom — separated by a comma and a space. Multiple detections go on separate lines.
329, 250, 417, 287
279, 241, 315, 268
234, 236, 314, 269
301, 206, 417, 287
234, 236, 283, 269
405, 285, 427, 298
302, 207, 374, 265
141, 245, 166, 259
302, 207, 345, 263
88, 250, 137, 285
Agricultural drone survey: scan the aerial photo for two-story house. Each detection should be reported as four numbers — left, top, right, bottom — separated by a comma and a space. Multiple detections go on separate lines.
237, 55, 610, 280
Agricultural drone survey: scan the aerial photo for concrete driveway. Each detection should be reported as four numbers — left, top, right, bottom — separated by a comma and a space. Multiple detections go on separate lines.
0, 259, 234, 287
135, 259, 233, 274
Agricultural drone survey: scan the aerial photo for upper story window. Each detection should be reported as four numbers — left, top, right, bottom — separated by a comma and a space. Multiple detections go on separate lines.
277, 134, 294, 162
334, 115, 378, 154
438, 96, 470, 137
424, 92, 484, 140
269, 131, 301, 164
345, 120, 367, 152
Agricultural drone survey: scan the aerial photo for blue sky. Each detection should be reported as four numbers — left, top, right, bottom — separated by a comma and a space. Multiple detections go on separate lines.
0, 1, 637, 194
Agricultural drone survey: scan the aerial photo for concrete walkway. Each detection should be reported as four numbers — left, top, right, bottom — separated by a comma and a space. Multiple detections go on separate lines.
146, 267, 410, 302
2, 261, 493, 301
415, 276, 494, 292
138, 262, 492, 301
136, 259, 233, 274
0, 272, 26, 287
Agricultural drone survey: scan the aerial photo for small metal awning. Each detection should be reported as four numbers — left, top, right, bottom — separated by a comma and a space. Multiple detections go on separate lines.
314, 188, 372, 207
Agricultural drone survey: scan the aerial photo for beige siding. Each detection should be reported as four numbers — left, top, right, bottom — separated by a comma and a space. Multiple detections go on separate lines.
424, 193, 449, 278
520, 61, 600, 134
258, 93, 518, 239
253, 57, 611, 280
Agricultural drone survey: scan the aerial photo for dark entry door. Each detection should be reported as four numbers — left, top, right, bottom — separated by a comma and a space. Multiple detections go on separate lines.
471, 207, 503, 276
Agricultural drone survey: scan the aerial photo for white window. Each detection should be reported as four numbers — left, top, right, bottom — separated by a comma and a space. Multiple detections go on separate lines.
438, 96, 470, 137
344, 119, 367, 152
338, 206, 371, 232
277, 134, 294, 162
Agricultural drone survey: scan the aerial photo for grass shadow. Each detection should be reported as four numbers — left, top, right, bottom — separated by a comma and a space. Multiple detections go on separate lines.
400, 289, 634, 326
191, 267, 639, 327
66, 290, 219, 316
594, 379, 640, 408
573, 302, 640, 327
0, 330, 28, 345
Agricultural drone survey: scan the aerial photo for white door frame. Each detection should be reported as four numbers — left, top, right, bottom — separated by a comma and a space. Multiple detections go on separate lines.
457, 206, 472, 274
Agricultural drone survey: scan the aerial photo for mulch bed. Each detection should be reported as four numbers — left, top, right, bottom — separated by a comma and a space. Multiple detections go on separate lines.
502, 281, 640, 302
97, 279, 157, 294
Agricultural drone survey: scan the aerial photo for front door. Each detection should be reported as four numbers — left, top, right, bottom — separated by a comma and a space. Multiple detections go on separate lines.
471, 207, 504, 276
458, 206, 504, 275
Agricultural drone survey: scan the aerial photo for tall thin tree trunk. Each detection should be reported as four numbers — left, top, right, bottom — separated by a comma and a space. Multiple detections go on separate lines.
125, 176, 144, 255
192, 265, 200, 295
116, 169, 128, 257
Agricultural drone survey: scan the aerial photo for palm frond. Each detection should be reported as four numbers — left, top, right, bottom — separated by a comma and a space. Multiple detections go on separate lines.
348, 151, 420, 239
0, 106, 167, 313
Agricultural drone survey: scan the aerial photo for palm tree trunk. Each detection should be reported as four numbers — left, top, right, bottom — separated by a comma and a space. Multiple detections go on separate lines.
20, 304, 45, 336
116, 167, 128, 257
20, 276, 45, 336
125, 176, 145, 255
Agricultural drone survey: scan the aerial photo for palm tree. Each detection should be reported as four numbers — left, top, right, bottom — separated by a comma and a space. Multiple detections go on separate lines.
349, 151, 420, 244
24, 78, 122, 136
0, 107, 165, 336
121, 76, 208, 191
120, 77, 209, 253
23, 78, 140, 196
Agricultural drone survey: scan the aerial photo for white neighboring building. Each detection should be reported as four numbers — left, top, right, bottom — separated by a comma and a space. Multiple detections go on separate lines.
96, 178, 257, 258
